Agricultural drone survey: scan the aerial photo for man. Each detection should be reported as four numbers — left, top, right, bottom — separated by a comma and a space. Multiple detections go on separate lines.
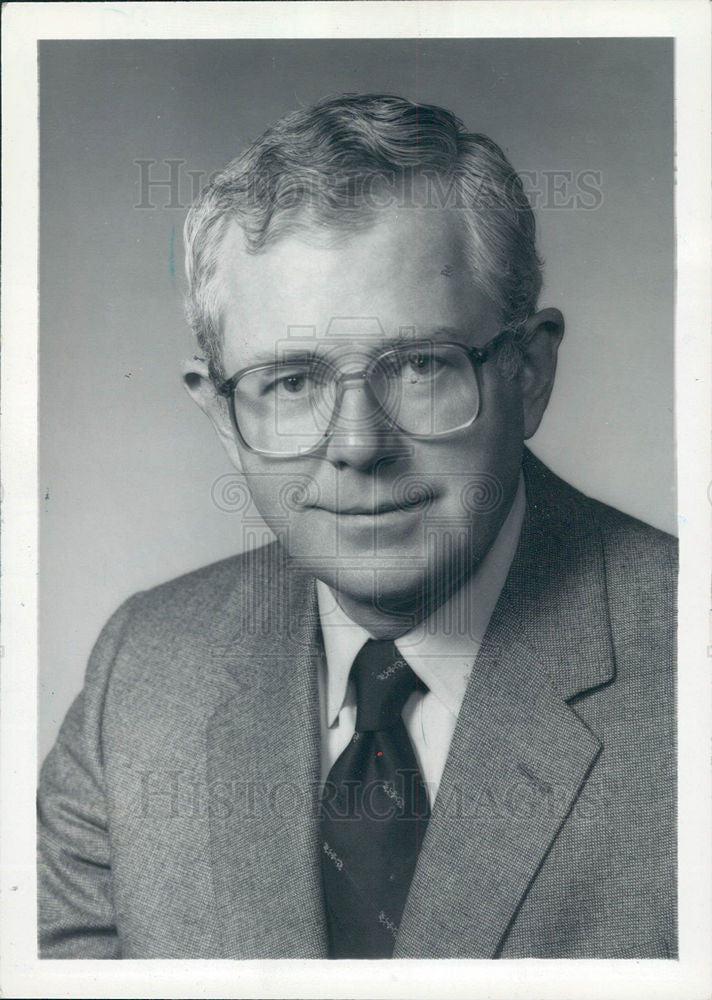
38, 94, 677, 959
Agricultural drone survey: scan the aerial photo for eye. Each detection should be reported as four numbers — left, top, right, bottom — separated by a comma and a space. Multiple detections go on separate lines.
267, 364, 330, 398
255, 368, 313, 398
403, 350, 445, 380
277, 373, 307, 394
408, 351, 431, 371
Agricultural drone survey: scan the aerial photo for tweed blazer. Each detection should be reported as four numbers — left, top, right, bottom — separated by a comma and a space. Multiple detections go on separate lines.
38, 449, 677, 959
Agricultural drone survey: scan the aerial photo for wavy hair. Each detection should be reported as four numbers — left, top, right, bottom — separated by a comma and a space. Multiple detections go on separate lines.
184, 94, 543, 381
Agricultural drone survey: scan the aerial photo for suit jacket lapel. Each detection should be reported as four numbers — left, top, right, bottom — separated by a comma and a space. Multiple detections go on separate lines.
205, 552, 328, 957
394, 449, 616, 957
394, 597, 603, 957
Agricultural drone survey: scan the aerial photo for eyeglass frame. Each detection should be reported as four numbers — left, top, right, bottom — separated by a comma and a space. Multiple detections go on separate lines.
216, 328, 514, 458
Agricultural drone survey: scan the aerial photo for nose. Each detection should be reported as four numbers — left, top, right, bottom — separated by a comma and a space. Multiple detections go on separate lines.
322, 376, 405, 471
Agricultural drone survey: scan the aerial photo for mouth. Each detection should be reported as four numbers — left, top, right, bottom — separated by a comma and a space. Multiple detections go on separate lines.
314, 495, 432, 517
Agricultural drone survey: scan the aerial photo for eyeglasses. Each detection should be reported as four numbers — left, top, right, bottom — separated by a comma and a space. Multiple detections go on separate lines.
217, 330, 511, 458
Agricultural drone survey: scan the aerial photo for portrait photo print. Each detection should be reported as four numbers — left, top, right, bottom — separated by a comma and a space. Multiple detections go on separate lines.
35, 35, 677, 963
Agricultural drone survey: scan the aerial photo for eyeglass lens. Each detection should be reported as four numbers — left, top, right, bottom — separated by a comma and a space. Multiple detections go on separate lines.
232, 344, 481, 455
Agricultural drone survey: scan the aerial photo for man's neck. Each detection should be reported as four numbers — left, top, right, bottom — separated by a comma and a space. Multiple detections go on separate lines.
331, 572, 472, 640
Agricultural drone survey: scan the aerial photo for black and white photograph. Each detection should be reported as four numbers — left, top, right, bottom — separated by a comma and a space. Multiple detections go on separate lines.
1, 3, 710, 998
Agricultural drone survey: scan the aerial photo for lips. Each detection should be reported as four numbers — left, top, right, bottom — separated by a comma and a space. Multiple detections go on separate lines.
328, 505, 400, 516
314, 495, 430, 516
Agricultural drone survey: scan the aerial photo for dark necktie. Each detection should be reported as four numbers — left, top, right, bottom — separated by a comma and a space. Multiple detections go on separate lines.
320, 639, 430, 958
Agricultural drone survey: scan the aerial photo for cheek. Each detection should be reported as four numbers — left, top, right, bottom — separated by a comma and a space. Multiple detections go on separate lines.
478, 369, 524, 440
427, 375, 523, 476
469, 374, 525, 488
474, 381, 524, 502
240, 456, 319, 532
415, 377, 523, 534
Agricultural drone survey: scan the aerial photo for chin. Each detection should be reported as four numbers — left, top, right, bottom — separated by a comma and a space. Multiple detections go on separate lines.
312, 559, 479, 634
275, 503, 510, 621
315, 564, 426, 609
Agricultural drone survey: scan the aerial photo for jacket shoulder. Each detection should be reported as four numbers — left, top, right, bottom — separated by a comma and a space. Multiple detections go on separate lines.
587, 496, 677, 635
525, 450, 677, 563
523, 449, 677, 626
127, 542, 281, 629
90, 542, 286, 688
586, 493, 677, 568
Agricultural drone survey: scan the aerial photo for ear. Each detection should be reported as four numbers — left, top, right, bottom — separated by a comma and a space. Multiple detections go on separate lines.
518, 307, 565, 440
181, 357, 244, 472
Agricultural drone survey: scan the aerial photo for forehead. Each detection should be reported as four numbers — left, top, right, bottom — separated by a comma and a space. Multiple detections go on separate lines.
216, 205, 501, 371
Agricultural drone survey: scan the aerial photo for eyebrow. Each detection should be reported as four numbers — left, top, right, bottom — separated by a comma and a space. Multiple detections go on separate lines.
390, 326, 470, 346
242, 327, 472, 368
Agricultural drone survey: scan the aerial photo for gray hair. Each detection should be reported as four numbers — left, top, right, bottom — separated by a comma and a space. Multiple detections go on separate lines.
184, 93, 543, 382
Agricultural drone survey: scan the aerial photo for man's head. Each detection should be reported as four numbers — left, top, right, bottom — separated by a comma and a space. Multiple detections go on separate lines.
183, 94, 563, 633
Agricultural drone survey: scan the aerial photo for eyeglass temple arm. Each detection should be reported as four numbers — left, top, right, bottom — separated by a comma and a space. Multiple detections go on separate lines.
468, 328, 517, 365
217, 374, 241, 396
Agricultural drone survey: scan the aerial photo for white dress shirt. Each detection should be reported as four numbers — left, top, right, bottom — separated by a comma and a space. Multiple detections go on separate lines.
316, 473, 526, 808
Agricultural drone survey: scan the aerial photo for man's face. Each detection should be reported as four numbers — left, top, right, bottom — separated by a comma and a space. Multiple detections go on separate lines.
208, 205, 529, 626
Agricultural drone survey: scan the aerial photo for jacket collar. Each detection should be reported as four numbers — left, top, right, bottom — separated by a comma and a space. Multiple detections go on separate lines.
508, 447, 616, 701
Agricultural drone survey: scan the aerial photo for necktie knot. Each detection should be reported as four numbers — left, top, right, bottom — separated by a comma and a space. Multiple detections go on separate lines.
352, 639, 424, 732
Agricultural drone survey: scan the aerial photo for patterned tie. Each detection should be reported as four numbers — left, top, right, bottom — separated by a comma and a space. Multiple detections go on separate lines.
320, 639, 430, 958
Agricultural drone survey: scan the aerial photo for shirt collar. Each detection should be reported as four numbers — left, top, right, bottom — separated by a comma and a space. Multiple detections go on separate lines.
317, 472, 526, 726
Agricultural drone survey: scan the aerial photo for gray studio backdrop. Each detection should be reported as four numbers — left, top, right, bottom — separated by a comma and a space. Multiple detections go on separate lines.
39, 38, 674, 762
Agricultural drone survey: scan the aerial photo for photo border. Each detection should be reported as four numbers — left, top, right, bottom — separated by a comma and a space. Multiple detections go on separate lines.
2, 2, 710, 998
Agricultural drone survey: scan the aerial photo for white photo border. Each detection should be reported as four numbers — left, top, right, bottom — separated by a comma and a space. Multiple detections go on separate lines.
1, 2, 710, 998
